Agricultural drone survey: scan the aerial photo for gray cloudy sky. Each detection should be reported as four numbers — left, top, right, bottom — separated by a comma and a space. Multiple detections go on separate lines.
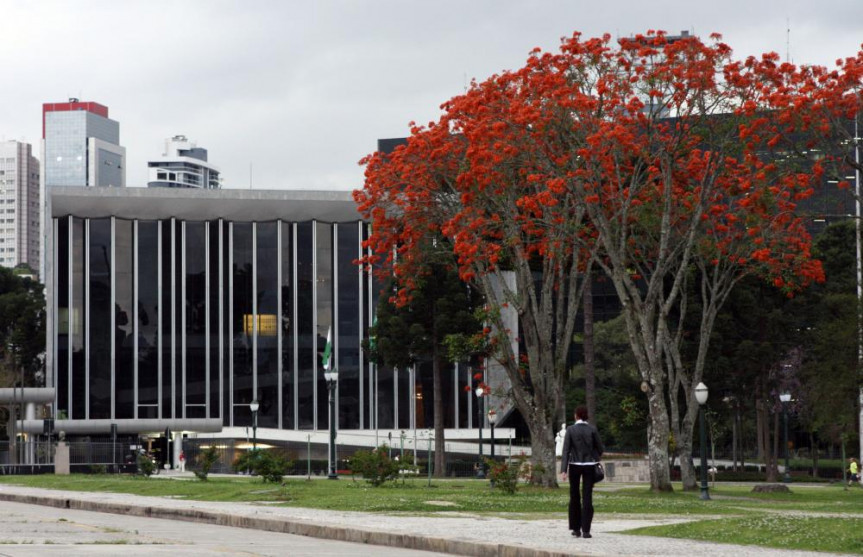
1, 0, 861, 191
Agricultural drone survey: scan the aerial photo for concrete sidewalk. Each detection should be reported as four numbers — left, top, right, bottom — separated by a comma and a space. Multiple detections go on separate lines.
0, 483, 844, 557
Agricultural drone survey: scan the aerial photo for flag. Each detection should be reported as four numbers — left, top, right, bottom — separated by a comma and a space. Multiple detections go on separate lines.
322, 326, 333, 370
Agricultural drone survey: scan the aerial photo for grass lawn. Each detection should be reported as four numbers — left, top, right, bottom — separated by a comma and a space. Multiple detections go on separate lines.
1, 475, 861, 552
625, 515, 863, 555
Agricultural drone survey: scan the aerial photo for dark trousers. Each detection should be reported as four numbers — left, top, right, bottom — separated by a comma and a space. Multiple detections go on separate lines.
568, 463, 596, 533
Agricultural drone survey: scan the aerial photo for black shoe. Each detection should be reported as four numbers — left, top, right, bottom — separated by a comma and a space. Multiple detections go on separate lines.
583, 533, 592, 539
571, 530, 581, 537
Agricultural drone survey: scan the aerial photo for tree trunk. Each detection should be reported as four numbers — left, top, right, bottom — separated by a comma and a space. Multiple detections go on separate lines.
810, 430, 819, 478
432, 346, 446, 477
679, 434, 698, 491
732, 406, 738, 472
646, 388, 674, 491
527, 416, 559, 487
583, 277, 596, 423
759, 396, 777, 482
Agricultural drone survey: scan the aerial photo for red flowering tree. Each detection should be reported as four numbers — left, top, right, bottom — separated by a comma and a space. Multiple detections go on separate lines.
356, 71, 594, 488
355, 31, 861, 490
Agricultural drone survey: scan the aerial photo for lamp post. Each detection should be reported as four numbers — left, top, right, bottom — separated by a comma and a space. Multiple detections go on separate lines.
695, 382, 710, 501
488, 409, 497, 461
780, 392, 792, 483
249, 400, 259, 452
325, 369, 339, 479
475, 386, 485, 479
488, 409, 497, 488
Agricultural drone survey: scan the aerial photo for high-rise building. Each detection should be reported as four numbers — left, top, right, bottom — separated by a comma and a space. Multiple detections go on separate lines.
41, 99, 126, 188
148, 135, 221, 189
40, 99, 126, 279
0, 141, 40, 269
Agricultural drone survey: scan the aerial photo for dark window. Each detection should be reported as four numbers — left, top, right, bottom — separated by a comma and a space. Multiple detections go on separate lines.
88, 218, 111, 419
256, 221, 278, 428
56, 217, 69, 416
296, 222, 314, 429
71, 218, 85, 419
337, 223, 360, 430
161, 220, 173, 417
175, 226, 183, 418
114, 219, 133, 419
137, 221, 159, 415
281, 222, 294, 429
222, 222, 230, 422
232, 222, 253, 426
209, 220, 221, 419
185, 222, 206, 414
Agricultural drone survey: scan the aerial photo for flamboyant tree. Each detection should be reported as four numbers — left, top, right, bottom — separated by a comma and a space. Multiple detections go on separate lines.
356, 30, 862, 490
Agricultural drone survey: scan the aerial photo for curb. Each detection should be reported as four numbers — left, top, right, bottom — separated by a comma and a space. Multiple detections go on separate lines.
0, 491, 584, 557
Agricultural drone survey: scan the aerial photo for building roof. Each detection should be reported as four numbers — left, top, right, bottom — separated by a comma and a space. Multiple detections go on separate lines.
42, 100, 110, 138
48, 186, 363, 222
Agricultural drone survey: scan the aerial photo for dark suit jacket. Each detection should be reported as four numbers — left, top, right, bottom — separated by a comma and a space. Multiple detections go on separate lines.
560, 422, 604, 473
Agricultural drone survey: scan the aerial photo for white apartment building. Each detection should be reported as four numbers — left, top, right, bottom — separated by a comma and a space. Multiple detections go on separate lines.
0, 141, 40, 269
147, 135, 221, 189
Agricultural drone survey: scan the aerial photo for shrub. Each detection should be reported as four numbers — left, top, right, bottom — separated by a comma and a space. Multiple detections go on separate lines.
350, 444, 400, 486
137, 454, 156, 477
487, 458, 520, 494
193, 445, 221, 481
89, 464, 107, 475
232, 450, 292, 483
256, 451, 292, 483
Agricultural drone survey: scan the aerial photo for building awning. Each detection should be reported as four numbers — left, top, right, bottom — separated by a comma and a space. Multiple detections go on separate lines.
17, 418, 223, 435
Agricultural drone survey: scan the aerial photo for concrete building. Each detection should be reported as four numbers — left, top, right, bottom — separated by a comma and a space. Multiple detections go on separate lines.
39, 187, 512, 468
0, 141, 40, 269
148, 135, 221, 189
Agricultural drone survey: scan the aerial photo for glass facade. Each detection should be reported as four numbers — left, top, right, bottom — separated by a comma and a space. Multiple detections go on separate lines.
51, 216, 475, 432
44, 111, 121, 187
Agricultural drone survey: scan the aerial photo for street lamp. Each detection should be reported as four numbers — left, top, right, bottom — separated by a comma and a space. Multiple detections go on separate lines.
475, 386, 485, 479
695, 382, 710, 501
780, 392, 792, 483
249, 400, 259, 452
488, 409, 497, 488
325, 369, 339, 479
488, 409, 497, 461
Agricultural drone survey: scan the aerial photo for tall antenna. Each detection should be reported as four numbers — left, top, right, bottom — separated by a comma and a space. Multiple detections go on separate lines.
786, 18, 791, 63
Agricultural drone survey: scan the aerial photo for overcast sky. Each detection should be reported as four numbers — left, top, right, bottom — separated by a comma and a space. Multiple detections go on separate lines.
1, 0, 861, 191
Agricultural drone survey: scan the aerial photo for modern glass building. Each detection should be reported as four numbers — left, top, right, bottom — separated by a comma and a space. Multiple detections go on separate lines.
44, 187, 496, 442
42, 99, 126, 189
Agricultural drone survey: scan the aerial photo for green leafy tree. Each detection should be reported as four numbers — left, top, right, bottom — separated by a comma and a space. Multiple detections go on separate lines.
0, 266, 45, 386
367, 254, 482, 477
794, 222, 858, 452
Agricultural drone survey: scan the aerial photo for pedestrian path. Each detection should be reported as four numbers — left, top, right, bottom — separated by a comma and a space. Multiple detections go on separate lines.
0, 483, 845, 557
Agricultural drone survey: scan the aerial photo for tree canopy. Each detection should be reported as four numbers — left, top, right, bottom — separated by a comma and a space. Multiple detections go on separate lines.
0, 266, 45, 387
355, 30, 863, 488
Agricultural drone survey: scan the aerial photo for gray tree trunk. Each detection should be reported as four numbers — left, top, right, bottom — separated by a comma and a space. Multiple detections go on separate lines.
583, 277, 596, 423
433, 345, 446, 477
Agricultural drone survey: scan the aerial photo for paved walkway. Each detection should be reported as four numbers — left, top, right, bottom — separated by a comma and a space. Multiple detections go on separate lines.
0, 481, 847, 557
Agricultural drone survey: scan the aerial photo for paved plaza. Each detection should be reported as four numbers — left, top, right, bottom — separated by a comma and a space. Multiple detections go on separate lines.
0, 481, 849, 557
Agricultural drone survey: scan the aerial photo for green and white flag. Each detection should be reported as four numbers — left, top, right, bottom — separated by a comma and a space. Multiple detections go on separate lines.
322, 326, 333, 370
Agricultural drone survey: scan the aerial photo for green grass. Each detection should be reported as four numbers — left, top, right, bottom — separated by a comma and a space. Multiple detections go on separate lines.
2, 475, 862, 552
2, 475, 863, 516
626, 515, 863, 554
